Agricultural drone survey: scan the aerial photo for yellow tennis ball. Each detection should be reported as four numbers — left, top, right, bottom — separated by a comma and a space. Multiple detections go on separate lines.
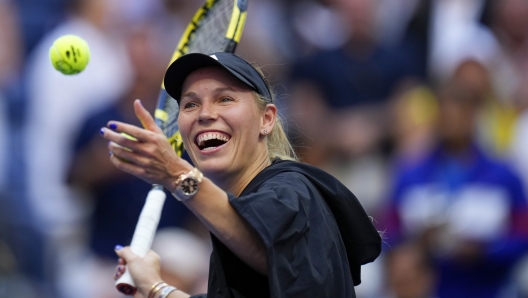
49, 35, 90, 75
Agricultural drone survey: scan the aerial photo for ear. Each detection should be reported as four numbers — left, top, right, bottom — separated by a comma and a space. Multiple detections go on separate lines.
260, 104, 277, 136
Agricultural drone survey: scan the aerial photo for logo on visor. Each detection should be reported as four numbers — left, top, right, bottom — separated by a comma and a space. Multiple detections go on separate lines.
210, 54, 218, 60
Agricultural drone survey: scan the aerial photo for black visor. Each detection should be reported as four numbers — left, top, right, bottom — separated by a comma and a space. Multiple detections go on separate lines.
164, 52, 272, 103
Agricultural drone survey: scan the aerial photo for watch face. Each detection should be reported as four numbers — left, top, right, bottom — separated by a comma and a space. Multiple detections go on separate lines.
181, 177, 199, 195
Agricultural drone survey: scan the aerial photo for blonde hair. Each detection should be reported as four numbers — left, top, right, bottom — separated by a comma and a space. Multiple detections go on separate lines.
253, 93, 298, 162
250, 63, 298, 162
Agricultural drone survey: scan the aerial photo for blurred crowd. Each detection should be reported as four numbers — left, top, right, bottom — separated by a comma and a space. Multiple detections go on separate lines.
1, 0, 528, 297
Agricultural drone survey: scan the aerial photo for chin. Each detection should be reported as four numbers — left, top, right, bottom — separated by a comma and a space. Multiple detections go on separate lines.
193, 156, 233, 177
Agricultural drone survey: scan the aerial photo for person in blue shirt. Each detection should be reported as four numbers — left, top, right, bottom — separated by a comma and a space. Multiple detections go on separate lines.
384, 81, 528, 298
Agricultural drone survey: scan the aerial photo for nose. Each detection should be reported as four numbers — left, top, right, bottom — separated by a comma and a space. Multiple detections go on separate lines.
198, 101, 218, 123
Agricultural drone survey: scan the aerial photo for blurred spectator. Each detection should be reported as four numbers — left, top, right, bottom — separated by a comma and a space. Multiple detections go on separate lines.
285, 0, 424, 222
23, 0, 134, 296
66, 22, 201, 297
384, 241, 437, 298
505, 10, 528, 292
451, 59, 518, 157
151, 228, 210, 295
389, 83, 438, 166
0, 0, 22, 197
0, 0, 19, 199
401, 0, 497, 84
429, 0, 496, 84
488, 0, 528, 206
0, 0, 47, 296
488, 0, 528, 106
287, 0, 424, 167
290, 0, 423, 109
383, 79, 528, 298
0, 0, 22, 88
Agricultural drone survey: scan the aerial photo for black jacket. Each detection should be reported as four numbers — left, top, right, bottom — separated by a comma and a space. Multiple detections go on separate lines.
193, 159, 381, 298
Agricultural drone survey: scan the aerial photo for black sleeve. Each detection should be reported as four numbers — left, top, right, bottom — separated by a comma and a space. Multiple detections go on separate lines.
229, 173, 311, 248
228, 172, 354, 297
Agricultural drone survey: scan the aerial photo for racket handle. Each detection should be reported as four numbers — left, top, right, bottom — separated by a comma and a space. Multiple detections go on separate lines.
115, 187, 166, 295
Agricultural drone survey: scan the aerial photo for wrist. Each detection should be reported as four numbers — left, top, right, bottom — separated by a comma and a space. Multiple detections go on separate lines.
147, 281, 167, 298
171, 167, 203, 201
156, 285, 178, 298
147, 281, 178, 298
166, 169, 190, 193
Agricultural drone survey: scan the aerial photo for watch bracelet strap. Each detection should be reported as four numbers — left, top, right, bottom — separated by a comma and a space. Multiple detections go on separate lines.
171, 191, 184, 201
189, 167, 203, 182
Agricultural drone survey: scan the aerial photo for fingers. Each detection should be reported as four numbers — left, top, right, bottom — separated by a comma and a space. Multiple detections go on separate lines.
100, 99, 186, 187
100, 99, 162, 144
114, 248, 128, 281
114, 245, 139, 262
114, 264, 126, 280
101, 122, 153, 145
134, 99, 163, 134
109, 154, 150, 180
101, 125, 163, 159
108, 141, 150, 166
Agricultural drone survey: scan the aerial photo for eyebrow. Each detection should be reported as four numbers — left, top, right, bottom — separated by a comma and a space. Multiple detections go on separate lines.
180, 92, 198, 102
211, 86, 237, 95
181, 86, 238, 101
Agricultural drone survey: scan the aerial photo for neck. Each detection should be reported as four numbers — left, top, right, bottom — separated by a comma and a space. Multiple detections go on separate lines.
215, 150, 271, 197
442, 137, 472, 155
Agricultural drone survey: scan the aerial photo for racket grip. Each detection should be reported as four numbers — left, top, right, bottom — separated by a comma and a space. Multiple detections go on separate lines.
115, 187, 166, 295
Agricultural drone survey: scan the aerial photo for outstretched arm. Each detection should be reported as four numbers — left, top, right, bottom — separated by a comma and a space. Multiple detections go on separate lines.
100, 100, 267, 275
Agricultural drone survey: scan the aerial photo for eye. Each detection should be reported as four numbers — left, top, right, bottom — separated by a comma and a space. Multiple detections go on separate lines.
182, 102, 198, 109
219, 97, 234, 103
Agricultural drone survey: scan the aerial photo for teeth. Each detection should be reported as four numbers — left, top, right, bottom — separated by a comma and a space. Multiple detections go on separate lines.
197, 132, 230, 147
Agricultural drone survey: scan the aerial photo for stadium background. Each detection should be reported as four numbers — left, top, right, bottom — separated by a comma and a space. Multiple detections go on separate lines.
1, 0, 528, 297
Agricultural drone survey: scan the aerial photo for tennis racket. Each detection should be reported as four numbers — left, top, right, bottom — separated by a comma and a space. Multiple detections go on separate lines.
115, 0, 248, 295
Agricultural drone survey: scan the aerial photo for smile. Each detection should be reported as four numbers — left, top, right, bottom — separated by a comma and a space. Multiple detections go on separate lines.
195, 131, 231, 151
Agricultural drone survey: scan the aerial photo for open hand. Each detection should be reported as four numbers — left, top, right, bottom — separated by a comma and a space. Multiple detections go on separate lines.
100, 99, 192, 190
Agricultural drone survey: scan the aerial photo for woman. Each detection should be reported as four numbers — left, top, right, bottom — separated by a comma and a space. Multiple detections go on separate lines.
100, 52, 381, 298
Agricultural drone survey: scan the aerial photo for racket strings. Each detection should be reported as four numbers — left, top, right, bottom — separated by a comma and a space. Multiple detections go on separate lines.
188, 0, 233, 54
161, 94, 180, 138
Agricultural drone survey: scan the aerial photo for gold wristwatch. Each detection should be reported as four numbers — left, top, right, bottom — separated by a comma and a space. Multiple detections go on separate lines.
171, 168, 203, 201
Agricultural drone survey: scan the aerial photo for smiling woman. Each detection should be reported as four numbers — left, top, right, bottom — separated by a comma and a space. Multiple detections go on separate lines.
100, 52, 381, 298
